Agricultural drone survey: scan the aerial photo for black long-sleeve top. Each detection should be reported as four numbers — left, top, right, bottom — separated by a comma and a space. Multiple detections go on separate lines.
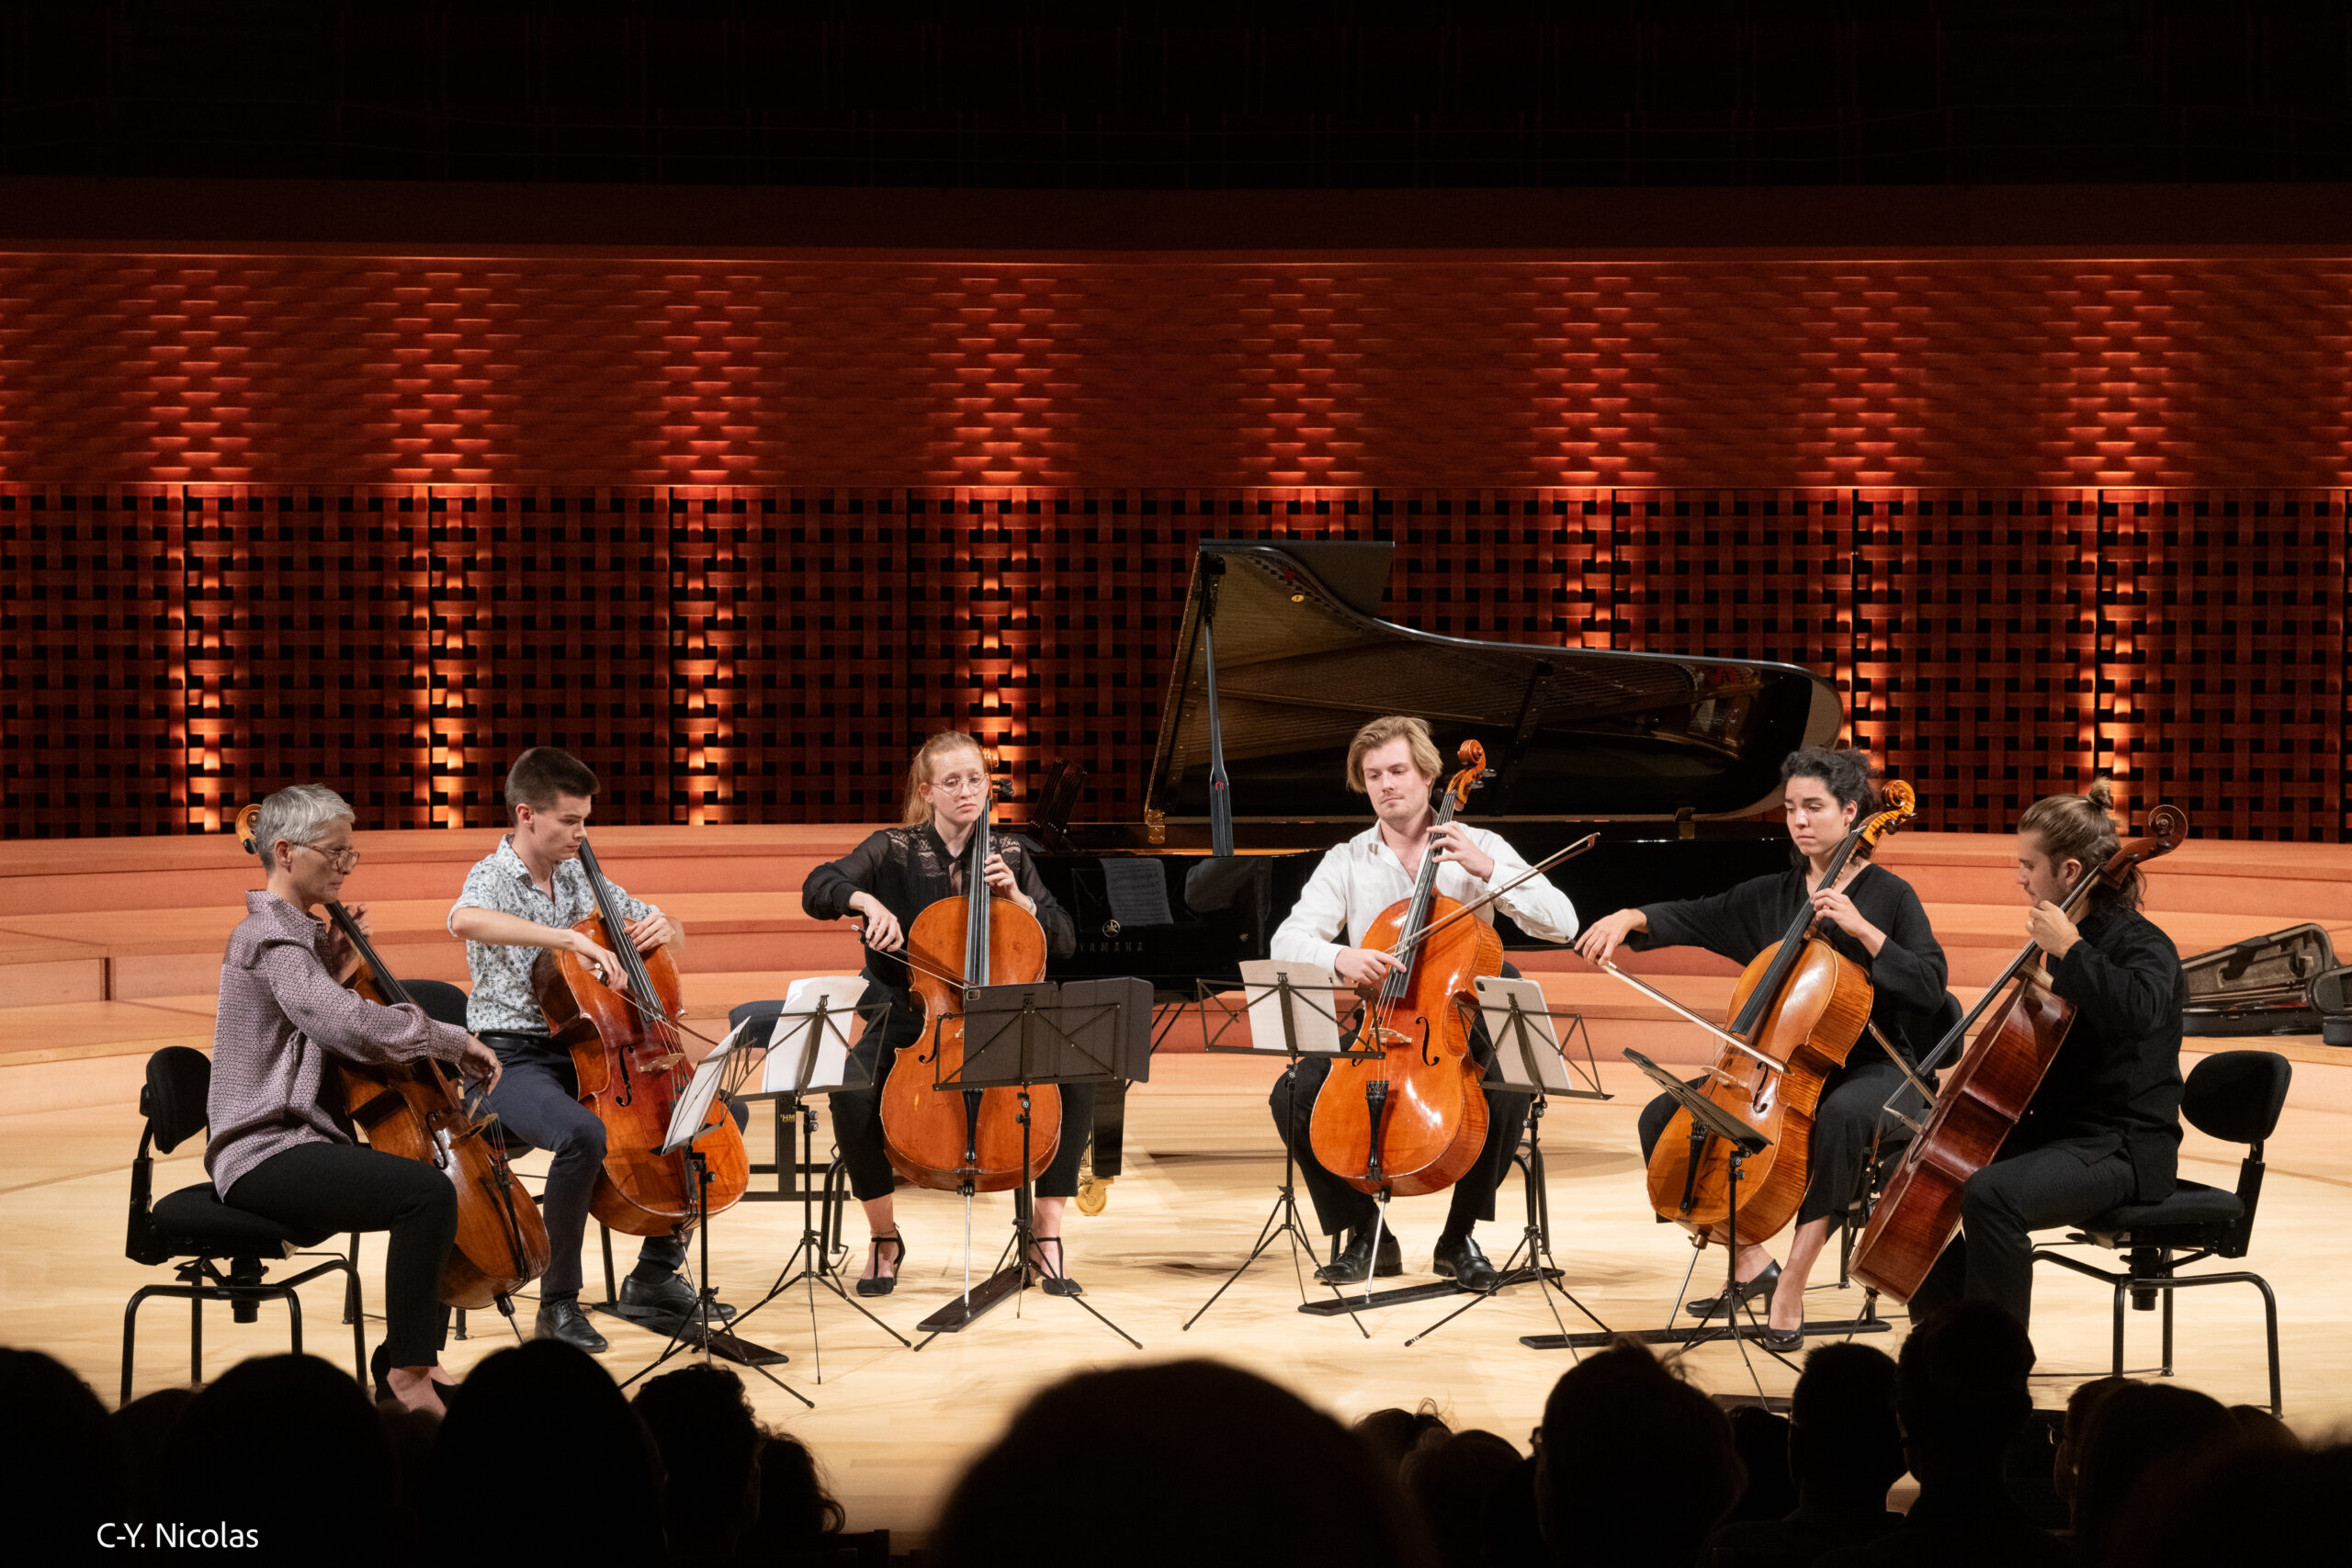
800, 825, 1077, 1039
2016, 903, 2185, 1201
1629, 863, 1951, 1066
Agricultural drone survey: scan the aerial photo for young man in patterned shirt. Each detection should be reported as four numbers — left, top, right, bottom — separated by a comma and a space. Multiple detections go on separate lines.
447, 747, 730, 1351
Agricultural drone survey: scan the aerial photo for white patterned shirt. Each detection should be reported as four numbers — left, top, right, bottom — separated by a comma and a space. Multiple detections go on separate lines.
1270, 821, 1580, 973
447, 835, 656, 1034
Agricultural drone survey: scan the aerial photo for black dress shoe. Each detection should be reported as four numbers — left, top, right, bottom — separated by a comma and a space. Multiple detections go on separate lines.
1758, 1325, 1804, 1353
371, 1343, 459, 1410
534, 1300, 610, 1354
1431, 1233, 1501, 1292
1687, 1260, 1781, 1319
619, 1270, 739, 1324
1316, 1226, 1405, 1285
1025, 1237, 1082, 1297
854, 1234, 905, 1299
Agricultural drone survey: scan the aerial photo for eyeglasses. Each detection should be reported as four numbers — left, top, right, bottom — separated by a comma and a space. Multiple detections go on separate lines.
296, 841, 364, 872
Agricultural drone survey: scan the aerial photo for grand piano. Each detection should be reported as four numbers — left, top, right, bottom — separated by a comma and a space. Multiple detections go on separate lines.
1023, 538, 1841, 1190
1026, 537, 1844, 995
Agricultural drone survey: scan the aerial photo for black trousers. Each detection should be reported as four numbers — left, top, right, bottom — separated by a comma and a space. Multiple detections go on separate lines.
1635, 1052, 1908, 1232
1268, 1038, 1532, 1240
831, 1020, 1096, 1205
227, 1141, 455, 1368
1910, 1141, 2139, 1328
478, 1032, 687, 1303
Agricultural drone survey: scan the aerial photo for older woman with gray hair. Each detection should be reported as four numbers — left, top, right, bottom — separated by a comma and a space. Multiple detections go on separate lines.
209, 784, 503, 1416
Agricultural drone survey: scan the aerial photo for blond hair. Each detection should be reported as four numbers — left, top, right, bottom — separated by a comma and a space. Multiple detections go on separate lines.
1344, 716, 1442, 794
2018, 774, 2138, 912
901, 731, 989, 827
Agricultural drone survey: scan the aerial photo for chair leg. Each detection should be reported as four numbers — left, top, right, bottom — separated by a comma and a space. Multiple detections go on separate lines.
2110, 1280, 2129, 1381
600, 1224, 617, 1303
2256, 1275, 2283, 1417
2160, 1260, 2177, 1376
345, 1264, 365, 1386
190, 1282, 204, 1388
345, 1232, 364, 1325
121, 1286, 158, 1408
288, 1282, 303, 1358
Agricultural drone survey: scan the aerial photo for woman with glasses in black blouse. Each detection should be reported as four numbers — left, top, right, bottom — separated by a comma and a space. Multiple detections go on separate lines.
801, 732, 1087, 1298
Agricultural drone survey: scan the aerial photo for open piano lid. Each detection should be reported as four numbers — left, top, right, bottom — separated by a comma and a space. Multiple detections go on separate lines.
1146, 539, 1842, 825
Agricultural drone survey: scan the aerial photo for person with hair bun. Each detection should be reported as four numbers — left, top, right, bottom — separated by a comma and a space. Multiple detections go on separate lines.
800, 732, 1083, 1294
1577, 747, 1949, 1349
1908, 777, 2186, 1329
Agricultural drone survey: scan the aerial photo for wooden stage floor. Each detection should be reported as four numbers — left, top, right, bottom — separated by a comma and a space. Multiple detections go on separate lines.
6, 1052, 2346, 1540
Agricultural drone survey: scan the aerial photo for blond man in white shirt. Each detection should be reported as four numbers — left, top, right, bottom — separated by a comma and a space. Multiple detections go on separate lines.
1268, 715, 1580, 1287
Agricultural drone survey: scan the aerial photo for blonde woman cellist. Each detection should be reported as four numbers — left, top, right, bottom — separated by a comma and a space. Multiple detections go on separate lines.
1577, 747, 1949, 1349
800, 733, 1084, 1297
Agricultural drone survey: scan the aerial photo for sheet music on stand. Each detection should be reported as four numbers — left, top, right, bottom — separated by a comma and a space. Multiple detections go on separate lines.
1199, 959, 1381, 1058
737, 975, 872, 1101
662, 1023, 746, 1156
1470, 976, 1611, 1101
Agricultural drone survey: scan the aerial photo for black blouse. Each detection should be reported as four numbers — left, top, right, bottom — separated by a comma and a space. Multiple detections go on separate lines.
1629, 863, 1951, 1065
2019, 903, 2186, 1200
800, 824, 1077, 1009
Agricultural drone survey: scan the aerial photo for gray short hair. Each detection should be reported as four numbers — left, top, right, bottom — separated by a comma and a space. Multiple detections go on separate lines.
253, 784, 355, 867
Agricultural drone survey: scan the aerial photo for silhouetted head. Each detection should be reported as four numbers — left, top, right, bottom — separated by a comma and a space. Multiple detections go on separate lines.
1355, 1400, 1452, 1477
1790, 1342, 1904, 1509
2072, 1382, 2236, 1563
2052, 1376, 2136, 1506
741, 1427, 846, 1556
1399, 1429, 1524, 1568
1537, 1340, 1743, 1568
111, 1384, 193, 1517
430, 1340, 663, 1559
2112, 1439, 2347, 1567
160, 1353, 394, 1557
936, 1359, 1434, 1568
4, 1348, 122, 1557
632, 1363, 765, 1554
1895, 1303, 2035, 1483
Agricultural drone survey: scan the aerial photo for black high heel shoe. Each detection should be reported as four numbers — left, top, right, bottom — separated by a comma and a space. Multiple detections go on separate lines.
1025, 1236, 1082, 1297
371, 1342, 458, 1410
855, 1233, 905, 1298
1685, 1259, 1781, 1319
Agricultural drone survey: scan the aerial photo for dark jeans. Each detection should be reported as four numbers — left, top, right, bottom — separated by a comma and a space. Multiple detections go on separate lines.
1636, 1052, 1908, 1231
1912, 1141, 2140, 1327
478, 1032, 686, 1303
227, 1141, 455, 1368
1267, 1043, 1532, 1241
831, 1021, 1096, 1203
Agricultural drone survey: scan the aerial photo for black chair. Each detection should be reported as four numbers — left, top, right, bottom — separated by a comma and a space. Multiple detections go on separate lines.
2031, 1049, 2290, 1414
121, 1045, 365, 1406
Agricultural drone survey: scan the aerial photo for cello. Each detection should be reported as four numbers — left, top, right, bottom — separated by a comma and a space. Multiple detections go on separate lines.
1307, 741, 1502, 1200
1639, 780, 1919, 1247
530, 838, 751, 1235
880, 761, 1060, 1192
1850, 804, 2188, 1301
233, 804, 549, 1310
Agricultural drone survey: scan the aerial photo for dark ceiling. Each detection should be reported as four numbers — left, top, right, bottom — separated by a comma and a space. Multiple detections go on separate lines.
3, 3, 2347, 189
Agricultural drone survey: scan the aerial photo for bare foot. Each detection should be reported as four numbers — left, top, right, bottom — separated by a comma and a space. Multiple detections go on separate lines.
386, 1365, 447, 1416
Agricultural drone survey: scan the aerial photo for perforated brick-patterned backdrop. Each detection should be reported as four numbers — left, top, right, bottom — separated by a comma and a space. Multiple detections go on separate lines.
4, 248, 2349, 839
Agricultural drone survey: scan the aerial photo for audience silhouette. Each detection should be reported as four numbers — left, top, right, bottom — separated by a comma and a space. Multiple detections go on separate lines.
934, 1358, 1436, 1568
22, 1314, 2335, 1568
1703, 1343, 1904, 1567
1816, 1303, 2065, 1568
1535, 1338, 1745, 1568
634, 1362, 768, 1560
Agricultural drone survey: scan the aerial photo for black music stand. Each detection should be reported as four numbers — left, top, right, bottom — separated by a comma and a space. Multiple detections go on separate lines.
1184, 963, 1379, 1337
719, 987, 912, 1384
1526, 1050, 1782, 1394
911, 978, 1149, 1349
1408, 978, 1612, 1348
618, 1033, 808, 1405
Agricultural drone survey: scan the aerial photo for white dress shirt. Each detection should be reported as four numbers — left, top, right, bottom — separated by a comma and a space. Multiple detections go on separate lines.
1270, 821, 1580, 973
